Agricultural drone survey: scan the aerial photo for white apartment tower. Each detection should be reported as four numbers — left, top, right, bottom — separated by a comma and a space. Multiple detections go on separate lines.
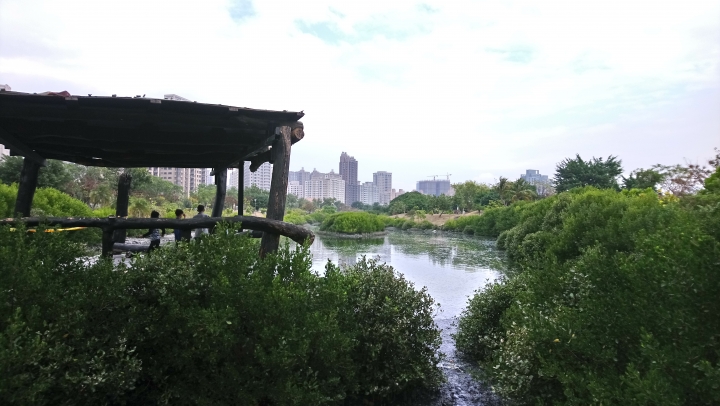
148, 167, 207, 197
243, 162, 272, 191
304, 170, 345, 203
373, 171, 392, 205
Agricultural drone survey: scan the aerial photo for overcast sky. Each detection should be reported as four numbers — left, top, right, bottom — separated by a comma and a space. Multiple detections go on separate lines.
1, 0, 718, 191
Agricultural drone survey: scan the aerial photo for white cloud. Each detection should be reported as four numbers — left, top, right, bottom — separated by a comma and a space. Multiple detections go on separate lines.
1, 0, 718, 190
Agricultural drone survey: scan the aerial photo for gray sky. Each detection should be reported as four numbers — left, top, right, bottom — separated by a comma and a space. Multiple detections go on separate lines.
1, 0, 718, 191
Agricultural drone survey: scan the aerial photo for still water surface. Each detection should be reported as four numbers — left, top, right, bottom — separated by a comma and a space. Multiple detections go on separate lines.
308, 230, 505, 318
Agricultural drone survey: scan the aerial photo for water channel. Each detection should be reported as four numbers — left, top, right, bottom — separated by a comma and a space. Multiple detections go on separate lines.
309, 229, 506, 405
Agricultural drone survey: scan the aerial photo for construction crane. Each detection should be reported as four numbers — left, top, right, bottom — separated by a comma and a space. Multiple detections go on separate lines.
427, 175, 438, 181
444, 173, 452, 181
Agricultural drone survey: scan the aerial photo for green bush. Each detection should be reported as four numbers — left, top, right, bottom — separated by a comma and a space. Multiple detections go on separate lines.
0, 183, 16, 217
417, 220, 434, 230
456, 188, 720, 404
91, 206, 116, 217
454, 277, 524, 362
0, 224, 442, 404
32, 187, 93, 217
284, 208, 308, 225
326, 258, 442, 401
320, 212, 385, 234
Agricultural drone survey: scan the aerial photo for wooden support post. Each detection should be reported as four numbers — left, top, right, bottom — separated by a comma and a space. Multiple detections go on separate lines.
14, 158, 41, 217
113, 172, 132, 243
212, 167, 227, 218
260, 126, 292, 257
238, 162, 244, 215
101, 228, 115, 257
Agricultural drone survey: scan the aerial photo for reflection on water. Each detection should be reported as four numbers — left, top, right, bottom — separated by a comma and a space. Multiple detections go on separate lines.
308, 230, 506, 318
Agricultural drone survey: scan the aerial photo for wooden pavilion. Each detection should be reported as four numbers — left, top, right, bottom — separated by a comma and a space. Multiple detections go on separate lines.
0, 89, 313, 256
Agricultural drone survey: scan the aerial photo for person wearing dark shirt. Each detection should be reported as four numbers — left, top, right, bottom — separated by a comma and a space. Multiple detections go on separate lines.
142, 210, 166, 253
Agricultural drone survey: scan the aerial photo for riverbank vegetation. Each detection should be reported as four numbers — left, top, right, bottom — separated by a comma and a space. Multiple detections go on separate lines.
319, 211, 385, 234
454, 155, 720, 403
0, 224, 442, 404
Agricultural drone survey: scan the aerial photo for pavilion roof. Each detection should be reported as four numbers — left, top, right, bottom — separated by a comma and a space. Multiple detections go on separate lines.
0, 90, 304, 168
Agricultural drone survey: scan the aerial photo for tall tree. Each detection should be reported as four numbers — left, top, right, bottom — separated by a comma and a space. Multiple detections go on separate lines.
554, 154, 623, 192
622, 168, 665, 191
0, 156, 76, 192
452, 181, 485, 212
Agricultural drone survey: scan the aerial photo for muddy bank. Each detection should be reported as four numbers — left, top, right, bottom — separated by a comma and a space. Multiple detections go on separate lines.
398, 318, 502, 406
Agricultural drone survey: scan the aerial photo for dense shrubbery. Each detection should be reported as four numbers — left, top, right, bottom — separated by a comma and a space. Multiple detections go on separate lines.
455, 187, 720, 404
320, 211, 385, 234
283, 208, 309, 225
443, 202, 530, 237
0, 225, 441, 404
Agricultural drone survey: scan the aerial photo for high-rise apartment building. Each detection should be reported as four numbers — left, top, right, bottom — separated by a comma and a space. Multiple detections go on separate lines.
289, 167, 312, 186
416, 180, 452, 196
148, 167, 207, 197
373, 171, 392, 205
243, 162, 272, 191
520, 169, 550, 195
359, 182, 378, 205
339, 152, 359, 205
304, 170, 345, 203
0, 144, 9, 159
287, 181, 304, 198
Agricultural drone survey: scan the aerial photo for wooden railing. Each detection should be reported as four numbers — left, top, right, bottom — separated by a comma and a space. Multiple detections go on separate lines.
0, 216, 314, 257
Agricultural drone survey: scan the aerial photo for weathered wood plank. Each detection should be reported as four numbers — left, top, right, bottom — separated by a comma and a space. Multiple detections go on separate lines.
0, 216, 314, 245
260, 126, 292, 257
0, 127, 47, 166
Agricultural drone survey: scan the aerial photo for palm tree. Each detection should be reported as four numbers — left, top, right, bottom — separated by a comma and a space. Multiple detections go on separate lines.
494, 177, 513, 206
129, 197, 152, 218
509, 179, 537, 202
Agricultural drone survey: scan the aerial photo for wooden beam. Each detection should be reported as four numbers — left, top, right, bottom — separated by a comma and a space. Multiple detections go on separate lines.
14, 158, 41, 217
0, 216, 315, 245
248, 122, 304, 171
113, 172, 132, 243
238, 162, 244, 215
260, 125, 292, 257
0, 127, 47, 166
211, 167, 227, 218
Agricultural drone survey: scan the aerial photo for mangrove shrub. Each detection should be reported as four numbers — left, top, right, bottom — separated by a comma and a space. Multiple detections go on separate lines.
320, 211, 385, 234
456, 188, 720, 404
0, 224, 442, 405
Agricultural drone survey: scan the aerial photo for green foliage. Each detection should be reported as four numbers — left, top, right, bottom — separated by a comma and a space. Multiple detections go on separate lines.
455, 277, 524, 362
554, 154, 623, 192
307, 205, 338, 224
0, 225, 442, 404
456, 188, 720, 404
0, 183, 17, 217
388, 191, 431, 214
284, 208, 308, 225
191, 184, 216, 207
31, 187, 93, 217
622, 167, 665, 191
320, 212, 385, 234
245, 185, 270, 210
326, 258, 442, 401
702, 166, 720, 194
91, 206, 116, 217
452, 181, 490, 211
443, 202, 530, 237
0, 156, 76, 192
